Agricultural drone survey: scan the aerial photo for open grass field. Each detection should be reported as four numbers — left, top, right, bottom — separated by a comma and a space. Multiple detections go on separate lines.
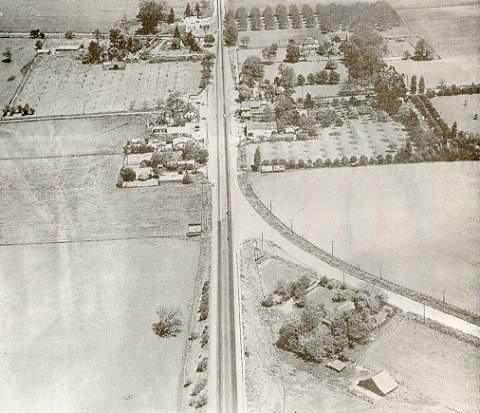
0, 116, 204, 411
246, 117, 407, 164
395, 4, 480, 58
0, 38, 36, 109
361, 317, 480, 413
238, 29, 325, 49
0, 238, 199, 412
251, 162, 480, 313
13, 56, 202, 116
432, 94, 480, 134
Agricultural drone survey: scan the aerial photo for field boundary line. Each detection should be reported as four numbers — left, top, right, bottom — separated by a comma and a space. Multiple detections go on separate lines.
237, 172, 480, 327
0, 152, 121, 161
0, 234, 192, 247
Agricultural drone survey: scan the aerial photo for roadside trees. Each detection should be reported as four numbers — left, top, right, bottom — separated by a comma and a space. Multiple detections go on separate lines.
224, 18, 238, 46
410, 75, 417, 95
253, 145, 262, 171
418, 76, 426, 94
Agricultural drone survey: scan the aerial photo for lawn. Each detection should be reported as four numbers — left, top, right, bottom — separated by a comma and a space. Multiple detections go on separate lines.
432, 94, 480, 134
0, 38, 37, 109
361, 317, 480, 413
13, 56, 202, 116
0, 238, 200, 413
251, 162, 480, 313
246, 117, 407, 164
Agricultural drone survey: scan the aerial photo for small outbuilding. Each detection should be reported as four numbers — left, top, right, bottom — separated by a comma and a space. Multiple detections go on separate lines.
187, 223, 202, 237
326, 360, 346, 373
358, 370, 398, 396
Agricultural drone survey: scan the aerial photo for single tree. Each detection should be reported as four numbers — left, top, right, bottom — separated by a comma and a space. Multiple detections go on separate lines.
152, 306, 183, 337
253, 145, 262, 171
410, 75, 417, 95
167, 7, 175, 24
297, 74, 305, 86
65, 30, 74, 39
303, 92, 314, 109
414, 38, 433, 61
174, 25, 181, 38
86, 40, 102, 64
2, 49, 12, 63
284, 42, 300, 63
194, 2, 201, 18
418, 76, 426, 94
35, 40, 43, 50
185, 3, 193, 17
92, 29, 102, 42
137, 1, 165, 34
239, 36, 250, 48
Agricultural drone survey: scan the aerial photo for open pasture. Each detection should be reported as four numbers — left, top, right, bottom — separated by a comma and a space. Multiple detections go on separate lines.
246, 117, 407, 164
431, 94, 480, 134
251, 162, 480, 313
14, 57, 202, 116
396, 4, 480, 58
0, 238, 199, 412
0, 0, 194, 32
0, 38, 37, 109
361, 317, 480, 413
392, 56, 480, 89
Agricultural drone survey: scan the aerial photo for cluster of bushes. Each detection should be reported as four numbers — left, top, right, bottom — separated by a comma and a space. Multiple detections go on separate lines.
432, 83, 480, 97
198, 280, 209, 321
200, 53, 215, 89
261, 275, 313, 307
276, 286, 387, 363
412, 95, 452, 145
303, 66, 340, 86
2, 103, 35, 117
200, 325, 209, 348
231, 2, 400, 32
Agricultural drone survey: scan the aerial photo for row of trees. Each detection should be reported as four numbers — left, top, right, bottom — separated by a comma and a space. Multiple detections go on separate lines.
230, 1, 401, 32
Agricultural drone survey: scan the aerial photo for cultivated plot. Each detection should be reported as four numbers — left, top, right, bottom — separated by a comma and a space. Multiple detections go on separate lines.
14, 57, 202, 116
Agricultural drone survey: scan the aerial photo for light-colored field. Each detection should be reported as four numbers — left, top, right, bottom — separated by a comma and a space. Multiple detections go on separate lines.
432, 94, 480, 134
361, 317, 480, 413
0, 0, 190, 32
246, 118, 406, 163
396, 4, 480, 58
0, 38, 37, 108
14, 57, 202, 116
0, 116, 204, 411
392, 56, 480, 88
251, 162, 480, 313
0, 238, 199, 412
238, 29, 325, 49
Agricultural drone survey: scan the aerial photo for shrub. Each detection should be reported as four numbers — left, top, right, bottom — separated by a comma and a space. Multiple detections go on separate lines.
190, 378, 207, 396
120, 167, 136, 182
152, 307, 182, 338
196, 357, 208, 373
200, 326, 209, 348
194, 394, 208, 409
182, 172, 193, 184
199, 281, 209, 321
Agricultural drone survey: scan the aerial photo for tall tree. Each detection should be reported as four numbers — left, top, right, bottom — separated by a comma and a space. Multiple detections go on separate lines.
374, 65, 406, 114
414, 39, 433, 61
418, 76, 426, 94
167, 8, 175, 24
137, 1, 165, 34
174, 25, 181, 38
254, 145, 262, 171
184, 3, 193, 17
194, 2, 201, 18
86, 40, 102, 64
410, 75, 417, 95
284, 41, 300, 63
224, 18, 238, 46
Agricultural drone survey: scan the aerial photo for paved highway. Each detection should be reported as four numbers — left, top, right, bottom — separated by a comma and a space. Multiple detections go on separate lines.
208, 0, 241, 411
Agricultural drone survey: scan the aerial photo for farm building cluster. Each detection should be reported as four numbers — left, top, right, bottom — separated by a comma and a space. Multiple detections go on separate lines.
118, 102, 208, 187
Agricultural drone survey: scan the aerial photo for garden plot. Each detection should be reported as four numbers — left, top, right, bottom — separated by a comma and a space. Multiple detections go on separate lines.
431, 94, 480, 134
0, 38, 37, 109
246, 117, 406, 164
14, 56, 202, 116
